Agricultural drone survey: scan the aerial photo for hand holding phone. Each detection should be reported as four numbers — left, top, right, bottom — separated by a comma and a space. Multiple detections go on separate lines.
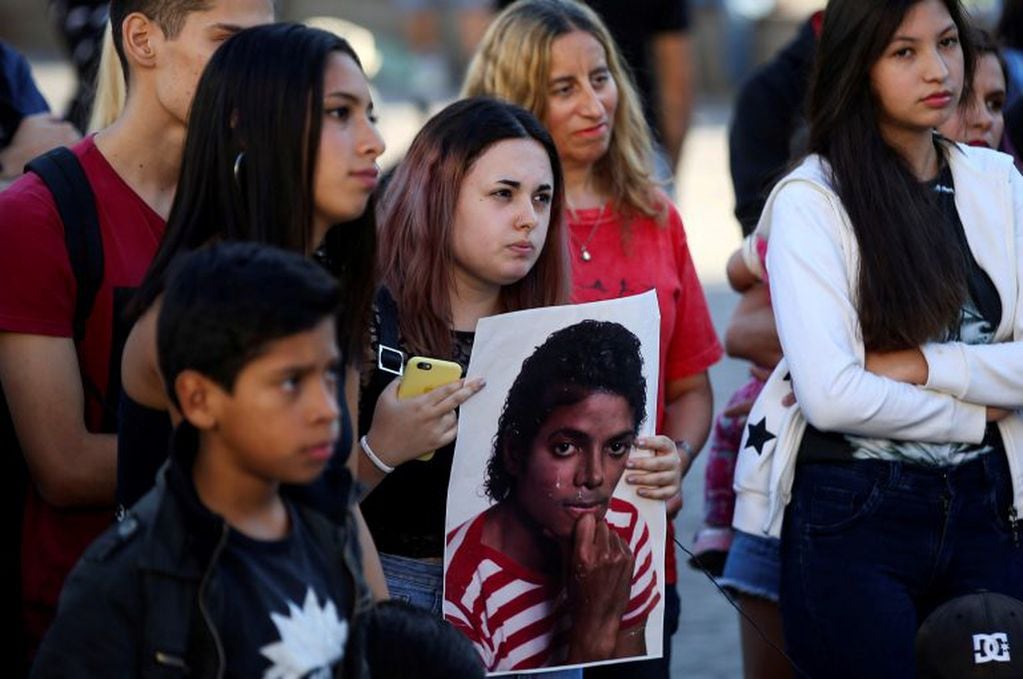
398, 357, 463, 461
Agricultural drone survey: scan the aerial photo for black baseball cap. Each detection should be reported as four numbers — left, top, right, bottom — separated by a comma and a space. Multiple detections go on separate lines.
916, 592, 1023, 678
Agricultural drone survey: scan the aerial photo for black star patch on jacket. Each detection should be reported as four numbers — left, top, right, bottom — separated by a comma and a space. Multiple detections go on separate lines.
745, 417, 776, 456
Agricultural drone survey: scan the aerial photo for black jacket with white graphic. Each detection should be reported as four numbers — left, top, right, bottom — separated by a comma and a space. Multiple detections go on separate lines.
31, 422, 370, 678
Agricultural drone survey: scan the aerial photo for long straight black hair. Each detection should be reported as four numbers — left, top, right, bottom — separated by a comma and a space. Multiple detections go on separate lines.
131, 22, 376, 354
807, 0, 976, 351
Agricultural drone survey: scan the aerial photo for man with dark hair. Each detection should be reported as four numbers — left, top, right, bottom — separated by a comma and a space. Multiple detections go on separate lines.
33, 242, 369, 677
445, 320, 661, 673
0, 0, 273, 664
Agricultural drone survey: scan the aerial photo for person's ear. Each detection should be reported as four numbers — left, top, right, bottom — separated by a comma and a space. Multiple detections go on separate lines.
174, 370, 224, 431
501, 442, 521, 478
121, 12, 162, 70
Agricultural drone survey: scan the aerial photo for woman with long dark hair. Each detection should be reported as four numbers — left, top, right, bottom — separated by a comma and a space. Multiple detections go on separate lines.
733, 1, 1023, 676
117, 23, 385, 580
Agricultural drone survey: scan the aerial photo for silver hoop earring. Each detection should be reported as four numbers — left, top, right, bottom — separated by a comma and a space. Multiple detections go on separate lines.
233, 151, 245, 186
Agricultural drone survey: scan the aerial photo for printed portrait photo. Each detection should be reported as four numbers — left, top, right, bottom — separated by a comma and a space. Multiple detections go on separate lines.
443, 292, 665, 675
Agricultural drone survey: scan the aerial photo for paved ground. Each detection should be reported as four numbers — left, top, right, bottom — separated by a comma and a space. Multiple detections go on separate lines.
671, 104, 747, 679
25, 60, 748, 677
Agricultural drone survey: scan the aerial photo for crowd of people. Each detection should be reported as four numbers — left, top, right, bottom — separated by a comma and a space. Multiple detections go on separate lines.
1, 0, 1022, 677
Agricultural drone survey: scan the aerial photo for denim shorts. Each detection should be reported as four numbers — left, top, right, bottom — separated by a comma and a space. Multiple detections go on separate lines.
719, 529, 782, 603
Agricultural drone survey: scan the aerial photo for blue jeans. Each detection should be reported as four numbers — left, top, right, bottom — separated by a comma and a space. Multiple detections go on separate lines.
380, 552, 583, 678
780, 453, 1023, 679
380, 553, 443, 614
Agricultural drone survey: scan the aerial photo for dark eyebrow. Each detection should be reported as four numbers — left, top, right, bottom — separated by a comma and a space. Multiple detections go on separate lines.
496, 179, 521, 189
270, 363, 314, 379
325, 92, 375, 112
536, 183, 553, 192
325, 92, 361, 104
547, 428, 636, 442
270, 355, 341, 379
891, 23, 957, 44
210, 23, 244, 35
547, 428, 590, 441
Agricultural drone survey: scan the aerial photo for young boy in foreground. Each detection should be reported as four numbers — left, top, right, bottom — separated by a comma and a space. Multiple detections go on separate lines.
32, 243, 370, 677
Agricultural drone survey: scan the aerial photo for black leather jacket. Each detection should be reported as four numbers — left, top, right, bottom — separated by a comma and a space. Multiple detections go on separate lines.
31, 423, 370, 678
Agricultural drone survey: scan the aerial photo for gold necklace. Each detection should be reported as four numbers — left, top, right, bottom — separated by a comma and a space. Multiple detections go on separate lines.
566, 200, 609, 263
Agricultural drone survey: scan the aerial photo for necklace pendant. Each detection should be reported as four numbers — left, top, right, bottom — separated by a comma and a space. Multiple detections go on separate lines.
580, 247, 592, 262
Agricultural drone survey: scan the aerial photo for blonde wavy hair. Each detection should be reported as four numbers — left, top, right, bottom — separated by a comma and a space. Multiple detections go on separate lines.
87, 23, 126, 132
462, 0, 662, 220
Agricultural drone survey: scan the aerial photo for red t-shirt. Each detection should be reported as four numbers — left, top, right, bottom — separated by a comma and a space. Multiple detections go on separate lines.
568, 194, 723, 583
0, 136, 165, 653
445, 498, 660, 672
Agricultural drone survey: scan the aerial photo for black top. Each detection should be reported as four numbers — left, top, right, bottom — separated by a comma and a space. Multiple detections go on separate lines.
117, 393, 173, 509
218, 501, 350, 677
30, 421, 368, 678
729, 14, 819, 235
799, 163, 1005, 465
359, 289, 474, 558
494, 0, 690, 138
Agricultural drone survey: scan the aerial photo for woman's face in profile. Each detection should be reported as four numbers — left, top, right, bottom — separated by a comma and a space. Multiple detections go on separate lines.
510, 392, 635, 542
310, 51, 386, 246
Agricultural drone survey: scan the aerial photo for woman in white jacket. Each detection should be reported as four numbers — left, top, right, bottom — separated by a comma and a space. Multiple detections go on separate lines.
748, 0, 1023, 676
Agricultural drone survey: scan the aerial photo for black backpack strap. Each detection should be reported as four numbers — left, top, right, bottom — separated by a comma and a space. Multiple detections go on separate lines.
374, 286, 404, 376
25, 147, 104, 344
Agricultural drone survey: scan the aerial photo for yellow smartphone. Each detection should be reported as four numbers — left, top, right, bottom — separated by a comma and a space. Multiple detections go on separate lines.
397, 357, 463, 461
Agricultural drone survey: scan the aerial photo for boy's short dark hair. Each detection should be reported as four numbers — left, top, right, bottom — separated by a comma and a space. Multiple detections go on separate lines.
484, 320, 647, 502
343, 601, 484, 679
157, 242, 339, 408
108, 1, 213, 75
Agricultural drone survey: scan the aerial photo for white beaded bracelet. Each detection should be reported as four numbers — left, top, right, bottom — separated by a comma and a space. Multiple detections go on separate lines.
359, 435, 394, 474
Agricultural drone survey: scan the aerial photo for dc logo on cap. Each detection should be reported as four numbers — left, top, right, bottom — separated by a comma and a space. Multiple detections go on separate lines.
973, 633, 1011, 664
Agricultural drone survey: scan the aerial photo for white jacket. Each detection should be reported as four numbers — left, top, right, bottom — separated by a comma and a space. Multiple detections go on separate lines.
733, 144, 1023, 538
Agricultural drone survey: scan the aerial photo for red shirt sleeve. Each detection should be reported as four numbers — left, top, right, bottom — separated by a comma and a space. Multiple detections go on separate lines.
0, 173, 76, 337
664, 203, 723, 381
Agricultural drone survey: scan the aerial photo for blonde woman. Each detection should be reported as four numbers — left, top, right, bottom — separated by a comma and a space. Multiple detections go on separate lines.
464, 1, 722, 674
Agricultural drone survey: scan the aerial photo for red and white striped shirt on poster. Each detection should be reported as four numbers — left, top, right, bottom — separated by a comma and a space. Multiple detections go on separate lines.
444, 497, 661, 672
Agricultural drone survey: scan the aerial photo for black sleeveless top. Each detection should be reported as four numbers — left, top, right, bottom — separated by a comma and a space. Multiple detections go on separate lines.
358, 288, 473, 558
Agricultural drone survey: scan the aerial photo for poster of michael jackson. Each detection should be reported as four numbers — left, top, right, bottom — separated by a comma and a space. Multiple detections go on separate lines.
444, 291, 665, 675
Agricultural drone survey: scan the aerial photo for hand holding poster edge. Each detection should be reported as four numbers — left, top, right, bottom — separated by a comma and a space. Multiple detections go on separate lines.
443, 291, 665, 675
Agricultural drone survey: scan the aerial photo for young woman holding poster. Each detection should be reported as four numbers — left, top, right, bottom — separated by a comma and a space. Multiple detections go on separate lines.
355, 99, 682, 670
